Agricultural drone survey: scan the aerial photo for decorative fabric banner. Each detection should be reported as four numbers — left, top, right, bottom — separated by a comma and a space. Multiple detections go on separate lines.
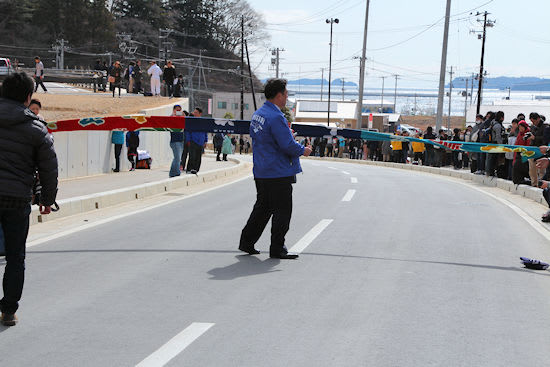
45, 116, 251, 134
357, 130, 543, 160
45, 116, 543, 159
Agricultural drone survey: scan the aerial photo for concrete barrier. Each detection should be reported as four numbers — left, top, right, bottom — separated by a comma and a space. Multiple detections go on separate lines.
31, 156, 250, 225
52, 98, 189, 179
305, 156, 547, 207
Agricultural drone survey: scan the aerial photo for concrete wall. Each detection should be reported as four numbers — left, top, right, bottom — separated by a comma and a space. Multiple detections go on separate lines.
53, 98, 189, 179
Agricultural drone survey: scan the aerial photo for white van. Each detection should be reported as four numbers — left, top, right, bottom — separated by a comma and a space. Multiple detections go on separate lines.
0, 58, 14, 76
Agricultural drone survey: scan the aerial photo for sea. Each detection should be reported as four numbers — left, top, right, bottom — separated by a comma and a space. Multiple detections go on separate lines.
287, 84, 550, 117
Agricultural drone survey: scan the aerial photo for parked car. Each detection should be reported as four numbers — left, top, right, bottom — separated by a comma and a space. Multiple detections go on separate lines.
0, 58, 14, 76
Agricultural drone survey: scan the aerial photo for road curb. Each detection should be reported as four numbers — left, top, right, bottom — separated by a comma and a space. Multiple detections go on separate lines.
305, 156, 547, 206
31, 156, 251, 225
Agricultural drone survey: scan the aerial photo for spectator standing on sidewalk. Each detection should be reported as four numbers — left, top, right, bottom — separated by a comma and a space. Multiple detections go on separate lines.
111, 130, 124, 172
33, 57, 47, 93
512, 120, 531, 185
213, 132, 224, 161
132, 60, 142, 94
148, 61, 162, 96
126, 131, 140, 171
411, 133, 424, 165
239, 136, 245, 154
527, 112, 550, 186
222, 133, 233, 161
423, 126, 436, 166
0, 72, 58, 326
169, 105, 185, 177
187, 108, 208, 174
238, 78, 312, 259
173, 74, 184, 97
486, 111, 505, 177
163, 61, 176, 98
109, 61, 123, 98
505, 119, 519, 180
452, 128, 463, 169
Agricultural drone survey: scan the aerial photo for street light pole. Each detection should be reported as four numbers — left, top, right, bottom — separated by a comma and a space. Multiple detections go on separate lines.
326, 18, 339, 126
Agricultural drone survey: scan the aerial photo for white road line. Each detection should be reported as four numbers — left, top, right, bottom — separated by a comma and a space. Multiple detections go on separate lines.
341, 189, 356, 202
136, 323, 214, 367
458, 182, 550, 242
27, 174, 253, 248
289, 219, 333, 254
342, 171, 350, 175
351, 177, 358, 184
328, 166, 338, 170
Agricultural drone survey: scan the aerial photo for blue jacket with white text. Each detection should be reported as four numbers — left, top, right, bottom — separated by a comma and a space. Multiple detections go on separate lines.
250, 101, 304, 179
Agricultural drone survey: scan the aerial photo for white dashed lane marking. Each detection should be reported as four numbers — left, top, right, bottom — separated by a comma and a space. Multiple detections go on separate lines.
289, 219, 333, 254
136, 323, 215, 367
341, 189, 356, 202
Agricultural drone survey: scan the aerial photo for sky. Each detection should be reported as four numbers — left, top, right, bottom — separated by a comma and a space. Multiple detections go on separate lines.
245, 0, 550, 89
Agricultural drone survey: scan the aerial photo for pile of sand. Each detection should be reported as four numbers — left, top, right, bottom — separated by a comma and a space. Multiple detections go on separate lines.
34, 93, 181, 121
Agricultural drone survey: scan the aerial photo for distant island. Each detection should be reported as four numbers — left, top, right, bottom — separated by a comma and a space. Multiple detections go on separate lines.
449, 76, 550, 91
262, 78, 358, 87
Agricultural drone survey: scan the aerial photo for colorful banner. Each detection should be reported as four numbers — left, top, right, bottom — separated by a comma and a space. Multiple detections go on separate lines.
46, 116, 543, 159
45, 116, 251, 134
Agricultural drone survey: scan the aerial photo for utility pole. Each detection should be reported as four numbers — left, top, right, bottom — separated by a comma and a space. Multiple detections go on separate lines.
51, 39, 68, 69
355, 0, 370, 129
320, 68, 325, 101
240, 15, 245, 120
326, 17, 339, 126
464, 77, 469, 117
470, 73, 475, 106
380, 76, 386, 112
270, 48, 284, 78
341, 78, 345, 101
393, 74, 399, 113
447, 66, 454, 130
245, 40, 257, 111
474, 11, 495, 114
435, 0, 452, 133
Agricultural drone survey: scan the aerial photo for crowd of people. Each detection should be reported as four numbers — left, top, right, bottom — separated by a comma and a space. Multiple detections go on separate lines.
93, 58, 185, 98
299, 111, 549, 186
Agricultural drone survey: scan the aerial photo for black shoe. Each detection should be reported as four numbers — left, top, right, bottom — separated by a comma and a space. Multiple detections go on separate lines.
238, 246, 260, 255
1, 313, 17, 326
270, 252, 299, 259
190, 169, 198, 175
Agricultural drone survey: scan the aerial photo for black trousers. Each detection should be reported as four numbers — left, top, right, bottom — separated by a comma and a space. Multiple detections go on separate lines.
34, 76, 47, 92
188, 141, 203, 172
181, 142, 189, 171
165, 82, 174, 97
216, 146, 222, 161
240, 178, 293, 255
0, 205, 31, 314
114, 144, 122, 171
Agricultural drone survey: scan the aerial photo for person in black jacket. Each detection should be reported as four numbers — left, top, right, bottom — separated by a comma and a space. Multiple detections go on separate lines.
213, 132, 224, 161
423, 126, 436, 166
110, 61, 123, 98
0, 72, 58, 326
132, 60, 142, 94
163, 61, 176, 98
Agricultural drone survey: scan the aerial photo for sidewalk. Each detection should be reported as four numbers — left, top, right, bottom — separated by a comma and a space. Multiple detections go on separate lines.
31, 155, 250, 225
57, 155, 235, 200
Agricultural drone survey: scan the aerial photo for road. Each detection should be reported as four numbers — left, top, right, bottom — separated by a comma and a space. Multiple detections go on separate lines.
1, 158, 550, 366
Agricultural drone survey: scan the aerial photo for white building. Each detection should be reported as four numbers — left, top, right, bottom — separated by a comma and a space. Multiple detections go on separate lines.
211, 92, 266, 120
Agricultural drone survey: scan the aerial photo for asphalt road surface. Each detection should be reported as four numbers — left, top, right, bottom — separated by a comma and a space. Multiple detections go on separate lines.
1, 158, 550, 366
